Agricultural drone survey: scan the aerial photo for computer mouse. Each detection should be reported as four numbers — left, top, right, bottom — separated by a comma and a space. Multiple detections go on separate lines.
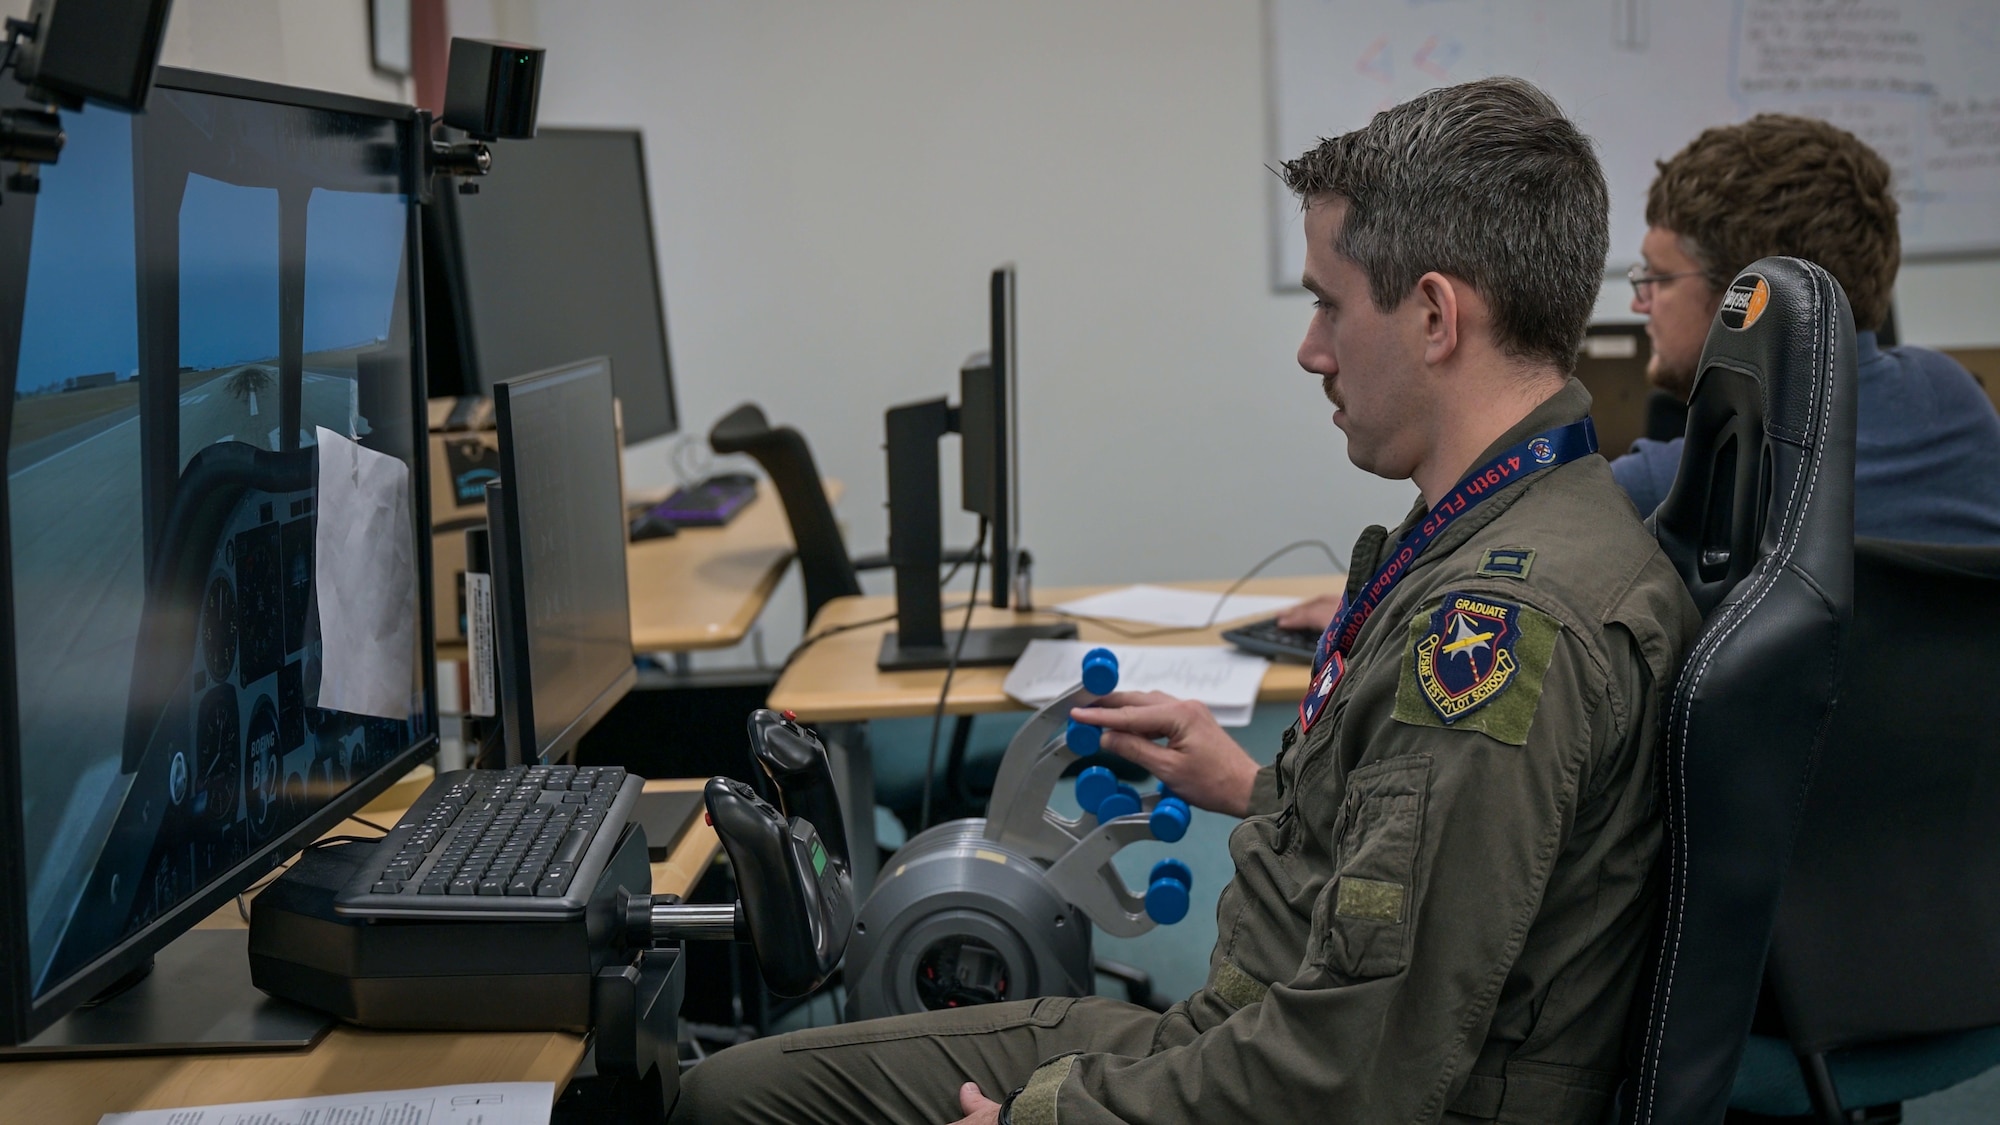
629, 513, 679, 541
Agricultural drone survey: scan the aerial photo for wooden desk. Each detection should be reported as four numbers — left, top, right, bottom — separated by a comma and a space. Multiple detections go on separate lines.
767, 575, 1342, 723
434, 480, 840, 659
0, 778, 721, 1124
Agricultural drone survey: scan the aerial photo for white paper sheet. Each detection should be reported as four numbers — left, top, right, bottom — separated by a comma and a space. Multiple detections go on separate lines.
98, 1081, 555, 1125
314, 426, 417, 720
1051, 584, 1300, 630
1002, 640, 1270, 727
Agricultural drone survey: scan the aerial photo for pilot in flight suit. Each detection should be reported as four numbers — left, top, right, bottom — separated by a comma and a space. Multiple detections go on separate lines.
673, 76, 1702, 1125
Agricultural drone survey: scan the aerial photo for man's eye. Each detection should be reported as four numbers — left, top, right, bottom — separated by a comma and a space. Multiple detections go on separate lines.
1312, 299, 1335, 312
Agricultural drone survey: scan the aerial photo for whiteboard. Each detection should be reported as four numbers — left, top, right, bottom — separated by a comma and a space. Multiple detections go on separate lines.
1267, 0, 2000, 289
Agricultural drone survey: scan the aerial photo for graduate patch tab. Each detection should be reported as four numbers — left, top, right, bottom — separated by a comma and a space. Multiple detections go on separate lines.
1415, 594, 1520, 721
1395, 592, 1561, 745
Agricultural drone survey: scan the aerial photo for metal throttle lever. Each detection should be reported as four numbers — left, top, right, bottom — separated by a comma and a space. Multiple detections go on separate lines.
745, 708, 851, 874
625, 777, 853, 998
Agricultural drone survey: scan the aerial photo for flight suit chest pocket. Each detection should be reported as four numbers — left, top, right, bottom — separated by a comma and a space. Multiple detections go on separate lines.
1310, 756, 1430, 981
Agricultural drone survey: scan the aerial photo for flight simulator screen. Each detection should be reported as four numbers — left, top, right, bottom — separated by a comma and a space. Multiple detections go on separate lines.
6, 83, 432, 997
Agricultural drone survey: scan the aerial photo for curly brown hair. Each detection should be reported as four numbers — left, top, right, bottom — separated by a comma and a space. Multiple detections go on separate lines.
1646, 114, 1899, 330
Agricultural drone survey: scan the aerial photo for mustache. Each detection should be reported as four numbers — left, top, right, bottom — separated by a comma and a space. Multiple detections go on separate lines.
1321, 373, 1343, 409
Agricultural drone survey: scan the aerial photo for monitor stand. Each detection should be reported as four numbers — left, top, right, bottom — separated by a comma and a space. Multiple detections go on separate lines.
0, 929, 333, 1058
877, 621, 1077, 671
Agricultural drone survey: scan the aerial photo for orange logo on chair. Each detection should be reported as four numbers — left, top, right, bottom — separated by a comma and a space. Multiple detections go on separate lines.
1720, 275, 1770, 331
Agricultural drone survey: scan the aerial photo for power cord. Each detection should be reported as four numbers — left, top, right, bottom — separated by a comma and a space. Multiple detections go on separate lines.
1053, 539, 1346, 639
918, 519, 990, 832
775, 541, 984, 675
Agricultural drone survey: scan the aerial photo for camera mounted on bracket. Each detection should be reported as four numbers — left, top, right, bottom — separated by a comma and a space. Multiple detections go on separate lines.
426, 37, 544, 196
0, 0, 173, 200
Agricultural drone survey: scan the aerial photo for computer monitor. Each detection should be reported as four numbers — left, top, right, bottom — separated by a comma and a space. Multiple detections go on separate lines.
960, 266, 1020, 610
878, 266, 1073, 671
485, 357, 636, 767
424, 127, 679, 445
0, 69, 436, 1049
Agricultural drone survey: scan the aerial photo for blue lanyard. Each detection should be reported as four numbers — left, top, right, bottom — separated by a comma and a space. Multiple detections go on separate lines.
1300, 418, 1597, 731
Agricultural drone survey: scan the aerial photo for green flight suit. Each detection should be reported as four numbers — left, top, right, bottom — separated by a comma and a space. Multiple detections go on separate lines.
673, 379, 1702, 1124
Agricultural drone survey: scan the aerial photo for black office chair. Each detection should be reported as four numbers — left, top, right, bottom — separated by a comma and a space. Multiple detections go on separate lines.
1722, 539, 2000, 1122
708, 402, 979, 630
1624, 256, 1858, 1124
708, 403, 866, 627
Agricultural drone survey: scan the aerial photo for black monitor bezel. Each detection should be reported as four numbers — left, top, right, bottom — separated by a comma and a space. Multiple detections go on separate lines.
487, 357, 636, 767
427, 126, 680, 445
0, 66, 440, 1047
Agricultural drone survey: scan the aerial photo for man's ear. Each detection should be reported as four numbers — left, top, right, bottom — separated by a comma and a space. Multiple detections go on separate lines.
1414, 271, 1461, 366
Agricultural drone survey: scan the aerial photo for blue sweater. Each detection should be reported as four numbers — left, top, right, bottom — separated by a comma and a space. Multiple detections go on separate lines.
1611, 332, 2000, 545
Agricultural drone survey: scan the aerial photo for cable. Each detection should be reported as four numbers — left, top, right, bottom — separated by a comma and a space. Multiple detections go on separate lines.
1053, 539, 1346, 639
919, 518, 989, 832
775, 551, 981, 677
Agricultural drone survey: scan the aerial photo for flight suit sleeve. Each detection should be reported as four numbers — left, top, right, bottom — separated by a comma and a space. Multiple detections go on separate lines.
1005, 595, 1624, 1125
1245, 761, 1283, 818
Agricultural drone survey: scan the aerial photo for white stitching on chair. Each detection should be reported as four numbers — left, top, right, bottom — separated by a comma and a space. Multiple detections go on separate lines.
1635, 263, 1838, 1122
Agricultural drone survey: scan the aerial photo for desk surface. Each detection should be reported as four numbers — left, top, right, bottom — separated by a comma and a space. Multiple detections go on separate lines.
767, 575, 1342, 723
436, 479, 839, 659
0, 778, 720, 1124
625, 480, 840, 653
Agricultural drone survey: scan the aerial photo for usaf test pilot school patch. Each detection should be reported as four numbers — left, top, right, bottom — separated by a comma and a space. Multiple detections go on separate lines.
1392, 591, 1560, 746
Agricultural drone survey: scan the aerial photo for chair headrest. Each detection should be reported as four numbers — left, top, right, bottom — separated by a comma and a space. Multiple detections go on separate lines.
1652, 256, 1856, 618
709, 402, 774, 454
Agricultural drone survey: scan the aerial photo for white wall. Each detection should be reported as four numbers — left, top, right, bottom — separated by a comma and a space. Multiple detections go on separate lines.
464, 0, 1413, 631
468, 2, 1999, 618
3, 0, 410, 103
17, 1, 2000, 667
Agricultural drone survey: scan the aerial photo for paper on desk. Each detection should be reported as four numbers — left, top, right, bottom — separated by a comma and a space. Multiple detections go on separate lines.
1003, 640, 1270, 727
1051, 584, 1300, 630
314, 426, 418, 720
98, 1081, 555, 1125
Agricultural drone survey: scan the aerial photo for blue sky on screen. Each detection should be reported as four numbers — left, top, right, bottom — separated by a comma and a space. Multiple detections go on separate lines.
305, 189, 406, 353
14, 108, 138, 395
178, 174, 280, 371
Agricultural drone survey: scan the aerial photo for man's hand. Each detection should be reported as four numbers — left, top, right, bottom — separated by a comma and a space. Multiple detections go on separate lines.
948, 1081, 1002, 1124
1276, 592, 1342, 633
1069, 692, 1261, 818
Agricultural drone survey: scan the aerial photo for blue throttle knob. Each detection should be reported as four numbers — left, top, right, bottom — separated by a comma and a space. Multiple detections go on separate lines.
1065, 717, 1102, 755
1074, 765, 1118, 818
1081, 647, 1119, 696
1150, 796, 1191, 843
1146, 858, 1194, 924
1096, 783, 1142, 822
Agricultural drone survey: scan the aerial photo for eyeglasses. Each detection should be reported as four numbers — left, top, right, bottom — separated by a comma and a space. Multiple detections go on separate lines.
1627, 263, 1705, 302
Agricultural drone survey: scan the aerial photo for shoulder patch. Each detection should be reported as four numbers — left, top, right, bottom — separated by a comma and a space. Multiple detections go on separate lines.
1393, 591, 1560, 745
1474, 547, 1536, 580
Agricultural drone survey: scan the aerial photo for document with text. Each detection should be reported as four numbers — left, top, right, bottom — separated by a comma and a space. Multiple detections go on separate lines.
98, 1081, 555, 1125
1004, 639, 1269, 726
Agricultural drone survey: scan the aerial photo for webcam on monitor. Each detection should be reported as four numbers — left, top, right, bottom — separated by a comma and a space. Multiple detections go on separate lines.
428, 37, 544, 195
0, 0, 173, 196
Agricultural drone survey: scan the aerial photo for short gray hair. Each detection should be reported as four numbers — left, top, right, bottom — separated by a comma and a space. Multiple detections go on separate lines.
1282, 77, 1609, 371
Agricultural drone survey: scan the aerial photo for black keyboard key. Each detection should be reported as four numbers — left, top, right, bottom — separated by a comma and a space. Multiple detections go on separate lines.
562, 793, 587, 804
371, 879, 403, 894
477, 877, 506, 896
448, 875, 479, 895
552, 828, 591, 864
507, 874, 537, 895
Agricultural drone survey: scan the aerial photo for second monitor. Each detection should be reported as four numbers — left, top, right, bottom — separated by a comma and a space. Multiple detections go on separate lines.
485, 357, 637, 766
878, 267, 1075, 670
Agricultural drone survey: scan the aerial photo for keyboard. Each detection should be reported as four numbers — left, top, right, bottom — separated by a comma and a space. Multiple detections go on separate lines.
646, 473, 757, 527
333, 765, 643, 921
1219, 616, 1319, 664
